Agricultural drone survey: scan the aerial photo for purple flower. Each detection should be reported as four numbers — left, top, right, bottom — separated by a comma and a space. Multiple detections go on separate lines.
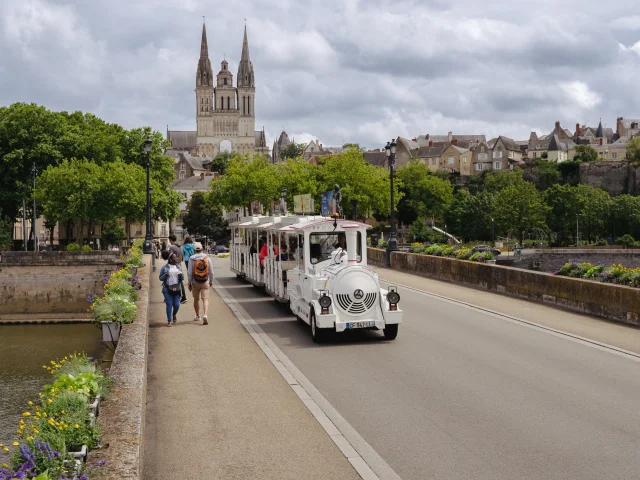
96, 460, 108, 467
86, 292, 96, 303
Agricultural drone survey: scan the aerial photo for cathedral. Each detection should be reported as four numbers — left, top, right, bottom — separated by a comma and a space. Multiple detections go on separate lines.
167, 22, 268, 157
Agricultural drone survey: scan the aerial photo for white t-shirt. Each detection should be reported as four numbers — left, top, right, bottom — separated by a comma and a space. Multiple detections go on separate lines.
166, 264, 181, 285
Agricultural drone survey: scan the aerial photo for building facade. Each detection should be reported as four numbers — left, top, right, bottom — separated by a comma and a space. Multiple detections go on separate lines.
167, 23, 268, 158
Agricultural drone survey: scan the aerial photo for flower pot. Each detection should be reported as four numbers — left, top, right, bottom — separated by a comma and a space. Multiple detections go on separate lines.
69, 444, 88, 472
89, 394, 101, 417
128, 266, 138, 276
101, 321, 121, 342
487, 259, 496, 265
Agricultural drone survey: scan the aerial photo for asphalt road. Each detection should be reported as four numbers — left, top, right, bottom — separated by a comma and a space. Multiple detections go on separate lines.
213, 259, 640, 480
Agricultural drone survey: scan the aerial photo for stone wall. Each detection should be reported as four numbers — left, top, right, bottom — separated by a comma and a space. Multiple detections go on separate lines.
0, 252, 123, 316
367, 248, 640, 326
579, 161, 636, 196
87, 256, 151, 480
521, 248, 640, 273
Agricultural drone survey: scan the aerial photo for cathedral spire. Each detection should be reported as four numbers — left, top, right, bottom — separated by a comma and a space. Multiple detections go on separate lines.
196, 20, 213, 87
237, 25, 255, 88
200, 21, 209, 59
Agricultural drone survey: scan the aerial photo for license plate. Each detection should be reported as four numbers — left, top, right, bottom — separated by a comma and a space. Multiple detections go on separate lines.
346, 321, 375, 329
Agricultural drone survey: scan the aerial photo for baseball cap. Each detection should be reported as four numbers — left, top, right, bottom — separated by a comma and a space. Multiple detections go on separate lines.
194, 242, 203, 251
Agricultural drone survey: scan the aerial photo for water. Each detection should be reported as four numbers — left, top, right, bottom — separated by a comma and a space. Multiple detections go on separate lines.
0, 324, 112, 463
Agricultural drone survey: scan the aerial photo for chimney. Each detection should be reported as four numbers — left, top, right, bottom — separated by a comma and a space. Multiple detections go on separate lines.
448, 131, 452, 142
575, 123, 580, 136
412, 138, 417, 142
451, 139, 459, 147
200, 172, 205, 181
429, 140, 434, 147
555, 121, 560, 128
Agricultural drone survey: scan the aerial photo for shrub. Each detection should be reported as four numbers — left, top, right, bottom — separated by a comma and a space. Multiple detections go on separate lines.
81, 245, 92, 252
455, 247, 472, 260
469, 252, 481, 261
408, 219, 441, 244
441, 246, 455, 257
595, 238, 609, 246
615, 234, 635, 247
411, 245, 426, 254
91, 294, 137, 325
65, 242, 81, 251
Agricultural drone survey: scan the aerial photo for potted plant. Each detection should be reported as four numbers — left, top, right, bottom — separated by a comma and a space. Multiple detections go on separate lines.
91, 294, 137, 342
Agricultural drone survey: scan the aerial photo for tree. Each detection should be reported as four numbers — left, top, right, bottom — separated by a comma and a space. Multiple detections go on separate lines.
0, 211, 12, 248
102, 223, 125, 247
276, 157, 320, 208
182, 192, 228, 241
397, 160, 454, 225
535, 159, 562, 190
493, 182, 548, 245
280, 143, 305, 160
445, 190, 495, 242
210, 151, 233, 175
544, 184, 583, 245
576, 185, 611, 243
611, 195, 640, 240
483, 169, 524, 194
573, 145, 598, 163
342, 143, 362, 151
627, 137, 640, 161
407, 218, 441, 243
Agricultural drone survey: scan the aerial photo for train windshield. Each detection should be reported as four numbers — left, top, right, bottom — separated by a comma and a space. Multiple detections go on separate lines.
309, 232, 362, 264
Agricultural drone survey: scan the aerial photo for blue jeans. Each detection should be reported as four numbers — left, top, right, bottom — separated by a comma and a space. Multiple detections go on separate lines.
163, 290, 181, 323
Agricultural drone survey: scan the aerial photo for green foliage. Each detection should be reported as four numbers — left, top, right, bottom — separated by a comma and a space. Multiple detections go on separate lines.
44, 372, 102, 400
455, 247, 472, 259
210, 151, 233, 175
342, 143, 362, 151
611, 195, 640, 240
407, 218, 441, 243
280, 143, 306, 160
0, 210, 13, 248
81, 245, 92, 252
573, 145, 599, 163
483, 169, 525, 194
615, 233, 636, 246
102, 223, 125, 246
66, 242, 81, 251
91, 294, 137, 325
556, 261, 640, 288
397, 160, 453, 224
445, 190, 494, 242
492, 179, 548, 244
182, 191, 228, 241
536, 159, 562, 190
627, 137, 640, 161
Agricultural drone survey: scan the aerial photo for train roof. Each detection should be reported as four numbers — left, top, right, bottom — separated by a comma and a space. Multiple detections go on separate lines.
230, 214, 370, 232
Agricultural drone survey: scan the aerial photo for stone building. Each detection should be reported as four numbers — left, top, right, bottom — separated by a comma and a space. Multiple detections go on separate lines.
167, 23, 268, 158
271, 130, 292, 163
440, 143, 472, 175
174, 152, 212, 180
490, 136, 523, 170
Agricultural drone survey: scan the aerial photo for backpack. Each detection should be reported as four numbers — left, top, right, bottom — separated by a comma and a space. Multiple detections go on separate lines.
193, 258, 210, 282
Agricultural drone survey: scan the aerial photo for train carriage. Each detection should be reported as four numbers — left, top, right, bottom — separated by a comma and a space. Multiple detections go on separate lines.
230, 214, 402, 342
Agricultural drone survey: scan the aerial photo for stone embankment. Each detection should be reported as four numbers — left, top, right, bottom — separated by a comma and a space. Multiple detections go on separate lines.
521, 248, 640, 273
0, 251, 123, 319
369, 248, 640, 326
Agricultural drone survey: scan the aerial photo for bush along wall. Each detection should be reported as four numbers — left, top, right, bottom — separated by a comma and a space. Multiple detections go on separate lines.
0, 353, 112, 480
409, 243, 494, 262
556, 261, 640, 288
87, 240, 144, 337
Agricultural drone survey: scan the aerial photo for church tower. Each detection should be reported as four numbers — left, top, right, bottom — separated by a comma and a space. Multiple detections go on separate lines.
237, 25, 256, 141
195, 22, 213, 122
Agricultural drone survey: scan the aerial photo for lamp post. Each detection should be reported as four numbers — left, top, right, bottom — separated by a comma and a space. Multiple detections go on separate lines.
384, 139, 398, 267
32, 161, 38, 252
351, 198, 358, 221
576, 213, 581, 247
143, 136, 154, 255
280, 187, 287, 215
491, 218, 495, 248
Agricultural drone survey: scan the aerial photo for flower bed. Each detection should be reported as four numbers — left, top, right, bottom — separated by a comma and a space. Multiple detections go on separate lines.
86, 240, 144, 337
409, 243, 493, 262
0, 354, 112, 480
556, 261, 640, 288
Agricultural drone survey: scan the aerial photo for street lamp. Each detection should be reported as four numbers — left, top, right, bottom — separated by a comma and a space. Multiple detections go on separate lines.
280, 187, 287, 215
385, 139, 398, 267
576, 213, 582, 247
143, 136, 154, 255
32, 161, 38, 252
351, 198, 358, 221
491, 218, 495, 248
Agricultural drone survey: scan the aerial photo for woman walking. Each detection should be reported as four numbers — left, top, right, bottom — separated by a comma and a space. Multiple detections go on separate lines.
183, 236, 195, 266
159, 250, 184, 327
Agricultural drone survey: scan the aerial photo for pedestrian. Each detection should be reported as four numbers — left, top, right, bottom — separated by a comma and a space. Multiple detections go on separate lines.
188, 242, 214, 325
168, 234, 187, 304
159, 250, 184, 327
183, 236, 195, 266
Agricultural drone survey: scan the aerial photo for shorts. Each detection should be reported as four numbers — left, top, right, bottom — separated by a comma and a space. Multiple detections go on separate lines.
192, 282, 210, 300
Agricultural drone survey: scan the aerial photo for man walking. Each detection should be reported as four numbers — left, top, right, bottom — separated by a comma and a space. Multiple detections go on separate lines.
188, 242, 214, 325
168, 235, 187, 304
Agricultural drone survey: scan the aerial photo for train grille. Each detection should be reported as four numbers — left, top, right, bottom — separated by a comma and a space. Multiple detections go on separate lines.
336, 292, 377, 315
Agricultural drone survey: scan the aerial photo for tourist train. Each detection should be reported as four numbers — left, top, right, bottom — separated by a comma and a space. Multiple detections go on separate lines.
229, 213, 402, 342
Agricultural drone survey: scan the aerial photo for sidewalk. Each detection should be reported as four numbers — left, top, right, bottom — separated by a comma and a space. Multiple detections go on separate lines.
143, 269, 359, 480
372, 266, 640, 354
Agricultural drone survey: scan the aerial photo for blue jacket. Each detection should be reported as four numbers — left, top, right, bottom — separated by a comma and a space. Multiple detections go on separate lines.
183, 243, 195, 265
159, 263, 184, 294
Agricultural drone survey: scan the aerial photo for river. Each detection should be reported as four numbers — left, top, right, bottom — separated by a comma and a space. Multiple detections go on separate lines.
0, 324, 112, 464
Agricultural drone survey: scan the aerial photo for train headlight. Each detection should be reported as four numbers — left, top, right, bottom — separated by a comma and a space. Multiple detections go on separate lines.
387, 290, 400, 311
319, 294, 331, 314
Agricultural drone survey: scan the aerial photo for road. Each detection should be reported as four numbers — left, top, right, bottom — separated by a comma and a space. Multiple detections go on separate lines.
212, 258, 640, 480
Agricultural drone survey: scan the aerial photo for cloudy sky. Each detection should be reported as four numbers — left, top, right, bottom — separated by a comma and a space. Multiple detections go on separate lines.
1, 0, 639, 150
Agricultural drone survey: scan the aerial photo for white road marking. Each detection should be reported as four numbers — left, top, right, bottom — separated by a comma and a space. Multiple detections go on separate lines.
212, 278, 402, 480
379, 279, 640, 363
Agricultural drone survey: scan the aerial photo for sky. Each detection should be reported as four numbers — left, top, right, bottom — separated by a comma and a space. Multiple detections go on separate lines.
1, 0, 640, 151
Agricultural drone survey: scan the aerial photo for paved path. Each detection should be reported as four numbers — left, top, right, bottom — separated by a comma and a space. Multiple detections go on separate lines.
143, 264, 360, 480
213, 258, 640, 480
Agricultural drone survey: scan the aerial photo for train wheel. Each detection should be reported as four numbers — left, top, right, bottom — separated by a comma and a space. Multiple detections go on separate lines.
311, 310, 329, 343
383, 324, 398, 340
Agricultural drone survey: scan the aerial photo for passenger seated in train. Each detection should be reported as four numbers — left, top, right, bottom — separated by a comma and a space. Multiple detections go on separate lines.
249, 238, 258, 256
277, 245, 289, 261
334, 232, 347, 250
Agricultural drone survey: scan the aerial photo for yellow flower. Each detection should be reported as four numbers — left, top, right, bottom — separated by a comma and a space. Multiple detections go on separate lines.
3, 447, 8, 452
60, 410, 65, 414
27, 436, 33, 441
74, 424, 80, 429
36, 412, 41, 417
28, 401, 33, 406
33, 428, 39, 434
47, 399, 52, 404
22, 412, 30, 417
12, 442, 19, 446
2, 463, 8, 468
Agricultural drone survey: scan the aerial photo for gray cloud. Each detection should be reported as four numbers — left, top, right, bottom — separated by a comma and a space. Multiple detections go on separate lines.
0, 0, 639, 151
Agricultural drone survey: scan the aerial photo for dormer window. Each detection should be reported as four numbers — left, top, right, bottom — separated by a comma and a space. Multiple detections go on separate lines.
632, 122, 638, 129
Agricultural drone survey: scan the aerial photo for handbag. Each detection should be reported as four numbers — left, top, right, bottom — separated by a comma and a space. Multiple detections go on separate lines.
166, 282, 181, 296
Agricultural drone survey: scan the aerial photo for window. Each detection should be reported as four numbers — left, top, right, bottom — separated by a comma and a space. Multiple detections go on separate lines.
599, 151, 604, 157
182, 193, 187, 199
463, 157, 467, 163
493, 150, 503, 158
475, 163, 483, 171
180, 163, 186, 170
508, 151, 514, 159
227, 96, 230, 109
632, 122, 638, 129
161, 225, 167, 236
220, 97, 224, 110
448, 156, 454, 164
478, 153, 488, 161
179, 171, 186, 180
612, 153, 617, 159
432, 158, 436, 165
309, 232, 362, 264
224, 78, 227, 85
494, 161, 502, 170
